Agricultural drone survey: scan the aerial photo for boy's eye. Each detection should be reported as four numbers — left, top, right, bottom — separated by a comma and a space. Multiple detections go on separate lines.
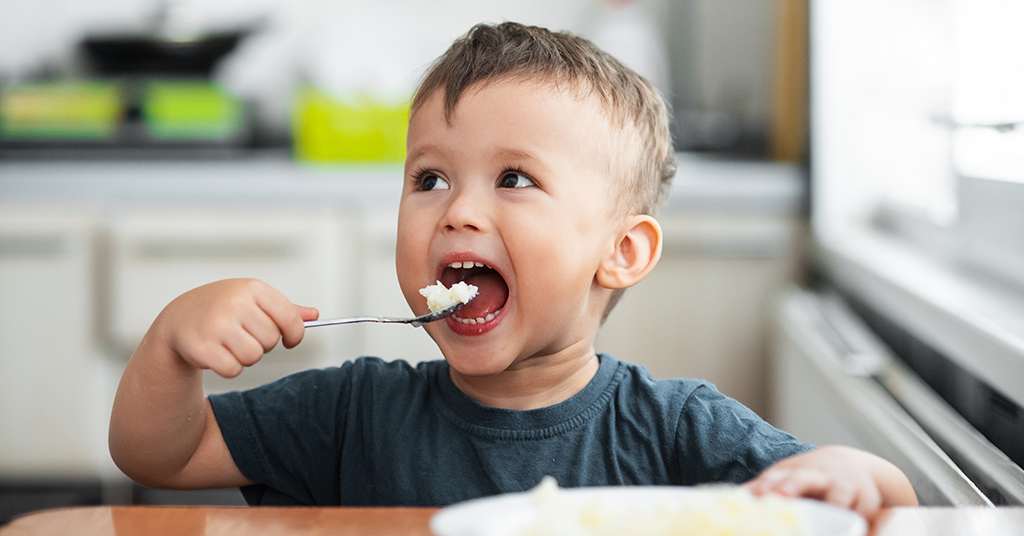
498, 171, 535, 189
418, 173, 450, 191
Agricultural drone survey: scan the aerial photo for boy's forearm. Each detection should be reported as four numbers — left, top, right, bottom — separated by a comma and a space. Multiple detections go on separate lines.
108, 279, 308, 489
108, 325, 208, 488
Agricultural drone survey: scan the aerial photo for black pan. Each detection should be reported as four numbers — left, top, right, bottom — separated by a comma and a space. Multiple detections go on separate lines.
80, 31, 245, 76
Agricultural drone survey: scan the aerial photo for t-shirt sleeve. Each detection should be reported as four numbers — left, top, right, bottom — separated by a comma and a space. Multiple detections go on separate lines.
675, 382, 814, 485
208, 365, 352, 505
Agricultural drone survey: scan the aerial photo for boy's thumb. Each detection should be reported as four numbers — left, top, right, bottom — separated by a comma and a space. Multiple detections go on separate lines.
296, 305, 320, 322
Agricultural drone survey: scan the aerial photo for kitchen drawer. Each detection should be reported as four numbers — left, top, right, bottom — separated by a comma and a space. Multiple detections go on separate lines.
595, 215, 806, 416
0, 209, 113, 478
100, 207, 355, 392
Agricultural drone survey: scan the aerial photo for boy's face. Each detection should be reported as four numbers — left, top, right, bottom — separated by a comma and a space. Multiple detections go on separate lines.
396, 80, 624, 378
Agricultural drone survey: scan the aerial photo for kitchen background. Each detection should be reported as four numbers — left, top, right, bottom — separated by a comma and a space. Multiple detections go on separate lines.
2, 0, 1021, 524
0, 0, 793, 156
0, 0, 806, 518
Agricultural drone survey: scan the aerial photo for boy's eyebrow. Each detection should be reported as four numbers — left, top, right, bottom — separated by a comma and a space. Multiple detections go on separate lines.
407, 145, 539, 165
406, 144, 455, 164
493, 147, 537, 162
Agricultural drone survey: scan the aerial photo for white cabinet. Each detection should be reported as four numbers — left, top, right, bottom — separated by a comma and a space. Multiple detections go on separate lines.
101, 207, 357, 393
351, 208, 443, 364
596, 215, 806, 416
0, 209, 113, 478
0, 203, 363, 478
594, 156, 806, 417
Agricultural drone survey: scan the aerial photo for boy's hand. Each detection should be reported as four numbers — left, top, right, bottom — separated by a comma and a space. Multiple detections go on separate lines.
154, 278, 319, 378
745, 445, 917, 519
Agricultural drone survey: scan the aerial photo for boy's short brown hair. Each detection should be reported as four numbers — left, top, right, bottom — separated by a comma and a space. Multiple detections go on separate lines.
411, 21, 677, 216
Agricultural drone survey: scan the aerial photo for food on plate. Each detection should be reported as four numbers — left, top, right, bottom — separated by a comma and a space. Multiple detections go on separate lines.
518, 477, 803, 536
419, 281, 479, 312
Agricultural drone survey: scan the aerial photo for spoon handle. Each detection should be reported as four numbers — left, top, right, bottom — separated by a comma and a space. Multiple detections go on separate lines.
303, 302, 464, 329
303, 316, 409, 327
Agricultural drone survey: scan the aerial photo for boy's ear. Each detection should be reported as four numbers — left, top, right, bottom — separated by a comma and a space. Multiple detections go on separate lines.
596, 215, 663, 290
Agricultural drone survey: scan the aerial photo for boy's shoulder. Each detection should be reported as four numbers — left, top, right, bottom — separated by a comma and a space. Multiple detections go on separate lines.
610, 355, 719, 403
607, 356, 763, 427
211, 356, 443, 410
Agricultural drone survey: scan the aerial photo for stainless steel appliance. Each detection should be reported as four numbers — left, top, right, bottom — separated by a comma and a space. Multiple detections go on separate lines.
770, 0, 1024, 507
771, 288, 1024, 506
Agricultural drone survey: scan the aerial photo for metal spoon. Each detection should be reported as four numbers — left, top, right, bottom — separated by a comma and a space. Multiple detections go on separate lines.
303, 302, 465, 329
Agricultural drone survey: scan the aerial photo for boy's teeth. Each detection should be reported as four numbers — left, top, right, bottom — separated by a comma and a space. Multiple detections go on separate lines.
453, 308, 500, 325
448, 261, 487, 269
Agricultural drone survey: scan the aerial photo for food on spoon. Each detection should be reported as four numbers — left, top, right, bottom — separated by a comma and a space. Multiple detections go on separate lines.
419, 281, 479, 312
518, 477, 803, 536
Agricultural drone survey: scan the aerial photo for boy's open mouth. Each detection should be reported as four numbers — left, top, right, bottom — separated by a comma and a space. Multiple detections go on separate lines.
440, 261, 509, 325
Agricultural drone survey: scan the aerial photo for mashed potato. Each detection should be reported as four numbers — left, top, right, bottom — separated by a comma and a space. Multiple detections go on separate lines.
419, 281, 478, 312
518, 477, 803, 536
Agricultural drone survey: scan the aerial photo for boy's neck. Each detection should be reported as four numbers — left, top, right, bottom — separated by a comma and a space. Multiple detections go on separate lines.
448, 348, 601, 411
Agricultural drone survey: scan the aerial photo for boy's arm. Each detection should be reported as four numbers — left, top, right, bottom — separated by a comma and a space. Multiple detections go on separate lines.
108, 278, 317, 489
108, 334, 249, 489
746, 445, 918, 518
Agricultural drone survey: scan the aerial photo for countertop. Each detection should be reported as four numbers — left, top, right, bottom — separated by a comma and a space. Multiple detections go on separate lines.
0, 152, 805, 216
3, 505, 1024, 536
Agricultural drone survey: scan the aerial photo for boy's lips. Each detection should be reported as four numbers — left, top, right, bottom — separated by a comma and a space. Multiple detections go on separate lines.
437, 259, 509, 326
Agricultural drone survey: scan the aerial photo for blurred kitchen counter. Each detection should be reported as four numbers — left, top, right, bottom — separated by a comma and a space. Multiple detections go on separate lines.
0, 151, 804, 216
0, 151, 403, 209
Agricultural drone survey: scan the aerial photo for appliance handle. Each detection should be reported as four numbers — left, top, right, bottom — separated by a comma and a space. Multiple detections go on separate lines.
777, 289, 993, 506
879, 359, 1024, 505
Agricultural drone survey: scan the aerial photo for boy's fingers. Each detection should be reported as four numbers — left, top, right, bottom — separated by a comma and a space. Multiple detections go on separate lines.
279, 305, 318, 348
223, 329, 267, 367
789, 470, 831, 498
823, 480, 856, 510
206, 345, 245, 378
242, 313, 285, 354
745, 469, 786, 495
851, 485, 882, 519
768, 469, 881, 519
761, 468, 829, 499
297, 305, 320, 322
252, 289, 306, 349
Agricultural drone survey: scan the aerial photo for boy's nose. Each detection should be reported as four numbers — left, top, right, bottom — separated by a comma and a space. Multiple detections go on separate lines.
441, 187, 487, 233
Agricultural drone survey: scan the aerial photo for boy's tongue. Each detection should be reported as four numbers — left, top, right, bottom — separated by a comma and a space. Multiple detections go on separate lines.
456, 271, 508, 319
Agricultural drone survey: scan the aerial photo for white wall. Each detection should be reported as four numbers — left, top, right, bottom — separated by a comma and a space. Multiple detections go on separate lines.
0, 0, 598, 77
0, 0, 624, 134
0, 0, 779, 150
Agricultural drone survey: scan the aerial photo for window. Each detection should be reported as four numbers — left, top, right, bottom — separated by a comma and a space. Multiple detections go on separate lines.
812, 0, 1024, 287
809, 0, 1024, 422
950, 1, 1024, 185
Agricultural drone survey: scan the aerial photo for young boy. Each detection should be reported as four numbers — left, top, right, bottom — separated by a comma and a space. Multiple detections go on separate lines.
109, 22, 916, 517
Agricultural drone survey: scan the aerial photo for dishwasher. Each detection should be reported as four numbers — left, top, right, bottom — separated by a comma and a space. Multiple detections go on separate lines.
769, 287, 1024, 506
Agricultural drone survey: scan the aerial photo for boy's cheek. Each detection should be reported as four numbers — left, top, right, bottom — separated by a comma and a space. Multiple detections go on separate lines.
394, 245, 432, 311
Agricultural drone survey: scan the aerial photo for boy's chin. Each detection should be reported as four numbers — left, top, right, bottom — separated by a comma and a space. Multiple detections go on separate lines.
441, 350, 514, 378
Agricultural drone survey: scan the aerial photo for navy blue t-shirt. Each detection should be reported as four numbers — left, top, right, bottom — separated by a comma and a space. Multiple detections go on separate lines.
208, 354, 813, 506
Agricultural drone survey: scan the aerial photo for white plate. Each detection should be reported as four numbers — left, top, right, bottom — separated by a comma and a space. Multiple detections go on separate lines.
431, 486, 867, 536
